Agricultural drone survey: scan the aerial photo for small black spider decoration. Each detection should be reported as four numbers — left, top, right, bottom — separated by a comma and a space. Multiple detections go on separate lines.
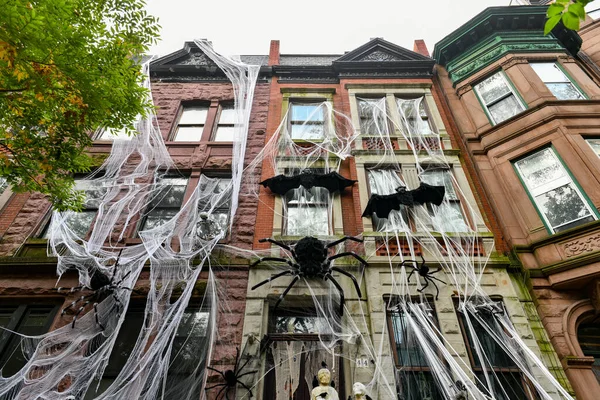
56, 251, 138, 330
251, 236, 367, 314
403, 255, 446, 300
206, 347, 257, 400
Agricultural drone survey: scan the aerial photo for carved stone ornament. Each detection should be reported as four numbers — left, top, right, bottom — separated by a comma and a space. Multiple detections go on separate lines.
358, 50, 403, 62
562, 233, 600, 257
176, 52, 211, 66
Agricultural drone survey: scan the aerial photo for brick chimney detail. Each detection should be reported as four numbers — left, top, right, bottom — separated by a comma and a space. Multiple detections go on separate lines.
413, 40, 430, 57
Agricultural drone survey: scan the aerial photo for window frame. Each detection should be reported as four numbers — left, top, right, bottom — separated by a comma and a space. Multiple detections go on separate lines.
420, 167, 472, 233
137, 175, 190, 233
211, 103, 236, 142
196, 174, 232, 240
356, 96, 391, 136
0, 303, 60, 376
473, 70, 526, 125
171, 103, 211, 142
585, 137, 600, 159
385, 295, 445, 400
512, 146, 598, 234
366, 168, 412, 232
396, 96, 437, 136
454, 298, 538, 400
530, 62, 586, 100
283, 185, 331, 237
287, 101, 327, 141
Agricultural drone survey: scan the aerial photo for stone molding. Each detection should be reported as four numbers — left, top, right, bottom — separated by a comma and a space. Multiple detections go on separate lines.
562, 232, 600, 257
562, 299, 594, 357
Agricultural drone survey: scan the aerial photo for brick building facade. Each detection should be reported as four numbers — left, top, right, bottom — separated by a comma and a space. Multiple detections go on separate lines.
433, 5, 600, 399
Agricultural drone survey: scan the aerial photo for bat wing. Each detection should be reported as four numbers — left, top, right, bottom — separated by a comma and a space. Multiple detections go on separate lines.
361, 190, 413, 218
259, 174, 302, 195
410, 182, 445, 206
311, 172, 357, 193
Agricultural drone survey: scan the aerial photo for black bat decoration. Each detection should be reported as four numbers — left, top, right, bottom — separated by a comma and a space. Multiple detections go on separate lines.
362, 182, 445, 218
260, 171, 357, 195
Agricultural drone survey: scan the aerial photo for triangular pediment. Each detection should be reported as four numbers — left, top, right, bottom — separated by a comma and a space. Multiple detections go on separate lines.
151, 42, 218, 68
149, 42, 228, 80
335, 38, 432, 63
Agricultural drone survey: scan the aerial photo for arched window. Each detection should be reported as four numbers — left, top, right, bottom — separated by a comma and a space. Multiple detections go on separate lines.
577, 320, 600, 384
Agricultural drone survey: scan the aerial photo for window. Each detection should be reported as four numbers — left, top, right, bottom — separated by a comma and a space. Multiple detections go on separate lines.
577, 321, 600, 384
47, 178, 106, 238
0, 304, 59, 377
367, 169, 410, 232
357, 98, 388, 136
514, 148, 597, 233
0, 177, 12, 212
421, 169, 469, 232
386, 298, 443, 400
95, 127, 131, 141
195, 176, 231, 239
474, 72, 525, 124
284, 186, 329, 236
455, 300, 537, 400
289, 103, 325, 140
396, 97, 435, 136
212, 105, 236, 141
530, 63, 584, 100
84, 303, 210, 399
586, 138, 600, 158
139, 177, 188, 231
173, 106, 208, 141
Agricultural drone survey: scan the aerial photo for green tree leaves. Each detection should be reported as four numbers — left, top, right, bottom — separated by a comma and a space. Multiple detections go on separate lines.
0, 0, 160, 211
545, 0, 592, 35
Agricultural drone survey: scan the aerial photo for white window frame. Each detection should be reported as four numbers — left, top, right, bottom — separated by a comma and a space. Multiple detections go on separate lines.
288, 102, 327, 140
514, 147, 597, 233
420, 168, 470, 233
212, 104, 236, 142
173, 105, 209, 141
530, 62, 584, 100
396, 97, 436, 136
473, 71, 526, 125
586, 138, 600, 158
284, 185, 330, 237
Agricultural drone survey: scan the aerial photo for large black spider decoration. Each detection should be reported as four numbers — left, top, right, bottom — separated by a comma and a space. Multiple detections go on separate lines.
403, 255, 446, 300
206, 347, 257, 400
56, 251, 138, 330
251, 236, 367, 313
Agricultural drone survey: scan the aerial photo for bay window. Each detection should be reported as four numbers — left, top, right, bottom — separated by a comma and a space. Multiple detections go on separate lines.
474, 72, 525, 125
530, 63, 584, 100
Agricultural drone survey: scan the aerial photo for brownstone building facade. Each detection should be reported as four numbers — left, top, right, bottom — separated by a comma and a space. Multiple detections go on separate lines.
434, 5, 600, 399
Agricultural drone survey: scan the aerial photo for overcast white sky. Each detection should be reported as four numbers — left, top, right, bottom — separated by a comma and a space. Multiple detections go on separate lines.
146, 0, 517, 58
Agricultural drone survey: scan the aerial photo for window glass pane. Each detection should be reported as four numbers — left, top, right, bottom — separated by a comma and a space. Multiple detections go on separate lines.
578, 322, 600, 384
287, 206, 328, 236
390, 311, 429, 367
213, 126, 235, 142
0, 306, 57, 377
174, 127, 203, 141
218, 106, 236, 124
488, 95, 523, 124
535, 184, 593, 230
178, 107, 208, 125
98, 127, 131, 141
150, 179, 188, 208
0, 177, 8, 195
358, 98, 387, 136
421, 170, 457, 200
396, 370, 443, 400
429, 202, 469, 232
587, 139, 600, 156
474, 371, 532, 400
273, 315, 329, 334
291, 104, 323, 122
76, 180, 106, 209
546, 83, 583, 100
515, 149, 565, 189
142, 209, 179, 230
65, 210, 97, 237
475, 73, 512, 104
531, 63, 569, 83
290, 124, 324, 140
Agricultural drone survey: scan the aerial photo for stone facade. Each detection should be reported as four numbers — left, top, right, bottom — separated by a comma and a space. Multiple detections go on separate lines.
433, 5, 600, 399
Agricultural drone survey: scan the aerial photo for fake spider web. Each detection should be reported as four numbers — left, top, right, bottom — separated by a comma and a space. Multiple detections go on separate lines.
0, 43, 573, 400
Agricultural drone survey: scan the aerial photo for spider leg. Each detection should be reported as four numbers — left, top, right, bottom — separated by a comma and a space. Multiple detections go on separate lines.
236, 356, 253, 376
324, 273, 345, 315
205, 383, 227, 391
207, 366, 227, 379
215, 385, 228, 400
251, 270, 294, 290
62, 294, 94, 315
330, 267, 362, 298
406, 268, 415, 283
113, 270, 132, 287
71, 301, 91, 328
93, 303, 106, 331
328, 252, 368, 267
326, 236, 363, 249
273, 276, 300, 311
250, 257, 293, 268
425, 277, 440, 300
428, 275, 447, 285
234, 347, 240, 372
258, 238, 292, 252
428, 267, 443, 276
109, 248, 125, 285
238, 380, 254, 398
416, 277, 429, 293
68, 286, 84, 293
236, 370, 257, 379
